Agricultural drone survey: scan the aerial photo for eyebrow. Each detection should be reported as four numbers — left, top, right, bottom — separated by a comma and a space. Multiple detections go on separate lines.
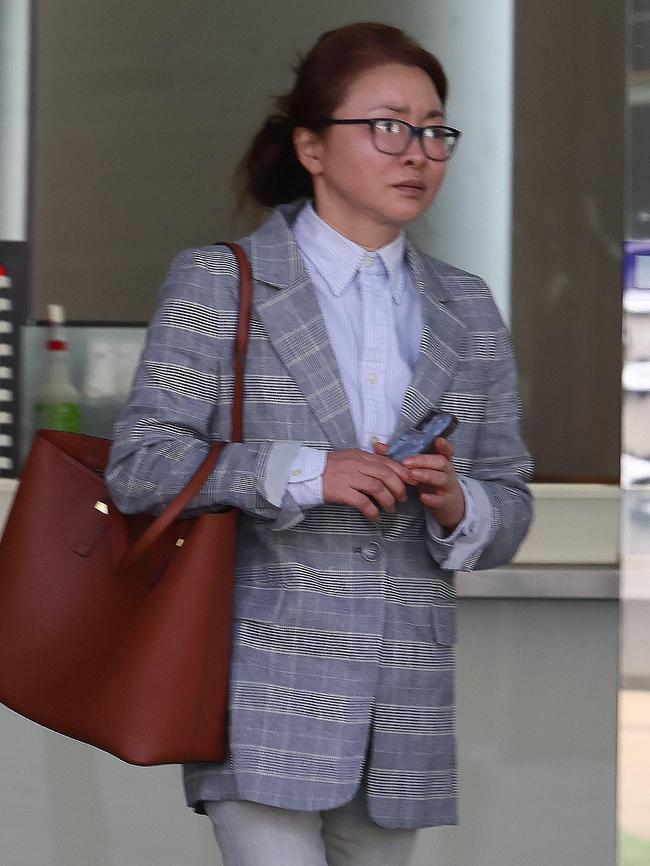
370, 104, 444, 120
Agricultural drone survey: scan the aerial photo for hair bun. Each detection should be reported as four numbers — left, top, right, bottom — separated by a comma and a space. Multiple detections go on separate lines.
238, 110, 311, 209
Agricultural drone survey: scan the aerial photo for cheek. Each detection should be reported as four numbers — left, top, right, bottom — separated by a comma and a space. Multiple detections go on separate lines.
338, 153, 388, 199
323, 143, 374, 190
424, 166, 447, 202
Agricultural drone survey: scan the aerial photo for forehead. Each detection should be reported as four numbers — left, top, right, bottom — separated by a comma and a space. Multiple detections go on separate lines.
338, 63, 442, 112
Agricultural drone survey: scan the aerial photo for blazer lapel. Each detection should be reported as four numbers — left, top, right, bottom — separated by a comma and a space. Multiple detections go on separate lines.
392, 243, 467, 439
250, 208, 359, 451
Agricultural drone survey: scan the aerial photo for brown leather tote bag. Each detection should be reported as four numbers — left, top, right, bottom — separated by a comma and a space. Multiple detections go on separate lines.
0, 242, 252, 766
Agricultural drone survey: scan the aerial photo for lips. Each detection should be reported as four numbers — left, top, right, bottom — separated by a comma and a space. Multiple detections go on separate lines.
393, 179, 425, 192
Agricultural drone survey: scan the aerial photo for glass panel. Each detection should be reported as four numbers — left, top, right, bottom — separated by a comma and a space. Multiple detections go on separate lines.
619, 2, 650, 863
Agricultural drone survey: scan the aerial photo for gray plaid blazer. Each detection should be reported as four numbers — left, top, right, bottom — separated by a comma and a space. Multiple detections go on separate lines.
106, 202, 533, 829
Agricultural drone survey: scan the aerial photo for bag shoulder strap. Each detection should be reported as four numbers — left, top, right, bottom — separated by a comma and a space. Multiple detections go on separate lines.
149, 241, 252, 511
116, 242, 252, 572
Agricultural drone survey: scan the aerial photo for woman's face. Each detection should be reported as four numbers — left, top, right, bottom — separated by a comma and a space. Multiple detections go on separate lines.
294, 62, 449, 247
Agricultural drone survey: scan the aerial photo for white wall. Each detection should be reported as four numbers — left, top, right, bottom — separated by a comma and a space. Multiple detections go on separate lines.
410, 0, 515, 320
0, 0, 30, 241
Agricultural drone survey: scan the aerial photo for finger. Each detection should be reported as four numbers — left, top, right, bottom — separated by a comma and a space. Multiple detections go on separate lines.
403, 441, 453, 467
409, 468, 449, 490
347, 490, 381, 523
379, 457, 418, 486
360, 454, 416, 488
358, 464, 411, 503
354, 475, 399, 512
419, 491, 446, 509
434, 436, 454, 459
327, 457, 410, 505
402, 453, 448, 471
372, 441, 389, 455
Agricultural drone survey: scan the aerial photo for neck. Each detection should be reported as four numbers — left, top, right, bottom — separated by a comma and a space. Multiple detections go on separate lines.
312, 198, 402, 251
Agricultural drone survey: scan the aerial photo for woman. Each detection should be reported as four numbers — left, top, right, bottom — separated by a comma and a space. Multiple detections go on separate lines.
107, 21, 533, 866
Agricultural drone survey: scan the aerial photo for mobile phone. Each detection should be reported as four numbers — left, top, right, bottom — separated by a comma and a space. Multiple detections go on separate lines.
385, 410, 459, 462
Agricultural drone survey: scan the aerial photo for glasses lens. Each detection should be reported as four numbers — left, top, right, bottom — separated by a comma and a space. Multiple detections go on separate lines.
371, 119, 409, 154
422, 127, 457, 161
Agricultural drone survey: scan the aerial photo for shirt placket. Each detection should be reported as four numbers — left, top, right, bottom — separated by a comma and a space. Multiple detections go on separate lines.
359, 254, 393, 451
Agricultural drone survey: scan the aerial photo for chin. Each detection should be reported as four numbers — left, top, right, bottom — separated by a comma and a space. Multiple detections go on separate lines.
383, 203, 428, 227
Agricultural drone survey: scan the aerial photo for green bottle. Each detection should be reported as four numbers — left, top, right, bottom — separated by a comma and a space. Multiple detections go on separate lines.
34, 304, 81, 433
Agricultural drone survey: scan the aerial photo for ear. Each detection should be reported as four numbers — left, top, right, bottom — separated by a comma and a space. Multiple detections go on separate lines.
293, 127, 324, 179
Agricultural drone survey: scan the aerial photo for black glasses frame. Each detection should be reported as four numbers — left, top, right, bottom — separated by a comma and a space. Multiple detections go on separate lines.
322, 118, 461, 161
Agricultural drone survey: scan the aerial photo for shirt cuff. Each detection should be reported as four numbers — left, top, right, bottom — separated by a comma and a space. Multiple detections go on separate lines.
425, 476, 495, 571
425, 476, 475, 542
286, 446, 328, 509
262, 441, 304, 507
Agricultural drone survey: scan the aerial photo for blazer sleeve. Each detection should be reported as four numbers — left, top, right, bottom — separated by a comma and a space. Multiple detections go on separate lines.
425, 302, 534, 572
105, 247, 303, 525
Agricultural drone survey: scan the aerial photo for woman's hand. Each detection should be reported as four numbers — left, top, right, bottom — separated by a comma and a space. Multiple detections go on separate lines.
323, 450, 417, 523
373, 438, 465, 532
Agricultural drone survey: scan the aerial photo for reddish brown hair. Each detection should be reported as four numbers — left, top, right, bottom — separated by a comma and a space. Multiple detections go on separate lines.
238, 22, 448, 209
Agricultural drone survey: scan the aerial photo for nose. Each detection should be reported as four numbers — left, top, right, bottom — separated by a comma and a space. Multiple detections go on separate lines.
401, 130, 427, 166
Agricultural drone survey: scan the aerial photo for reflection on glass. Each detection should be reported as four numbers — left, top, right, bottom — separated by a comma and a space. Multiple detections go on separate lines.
619, 2, 650, 864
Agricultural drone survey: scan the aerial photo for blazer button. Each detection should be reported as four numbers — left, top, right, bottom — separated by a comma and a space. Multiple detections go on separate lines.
360, 542, 381, 562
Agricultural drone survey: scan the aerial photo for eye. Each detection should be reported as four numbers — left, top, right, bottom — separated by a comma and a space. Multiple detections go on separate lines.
423, 126, 441, 139
373, 120, 403, 135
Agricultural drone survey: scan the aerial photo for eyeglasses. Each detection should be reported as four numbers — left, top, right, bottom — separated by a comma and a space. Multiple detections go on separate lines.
322, 118, 461, 161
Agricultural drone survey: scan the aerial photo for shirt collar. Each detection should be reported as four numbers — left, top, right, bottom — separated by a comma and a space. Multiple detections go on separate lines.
293, 201, 406, 303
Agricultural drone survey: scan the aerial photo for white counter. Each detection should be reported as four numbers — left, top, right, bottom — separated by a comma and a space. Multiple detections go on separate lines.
513, 482, 620, 565
0, 479, 17, 533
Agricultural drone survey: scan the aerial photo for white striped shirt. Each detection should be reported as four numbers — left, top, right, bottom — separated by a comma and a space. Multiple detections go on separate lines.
279, 201, 491, 549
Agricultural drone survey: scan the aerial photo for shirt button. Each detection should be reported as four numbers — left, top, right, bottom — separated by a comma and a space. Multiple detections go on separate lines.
363, 254, 374, 267
292, 469, 303, 477
367, 373, 378, 384
360, 542, 381, 562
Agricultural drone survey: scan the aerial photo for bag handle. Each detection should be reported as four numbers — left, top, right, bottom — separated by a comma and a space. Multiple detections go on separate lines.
116, 242, 252, 573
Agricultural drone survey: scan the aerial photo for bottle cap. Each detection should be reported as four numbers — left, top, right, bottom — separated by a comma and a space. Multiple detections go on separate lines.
46, 303, 68, 350
47, 303, 65, 324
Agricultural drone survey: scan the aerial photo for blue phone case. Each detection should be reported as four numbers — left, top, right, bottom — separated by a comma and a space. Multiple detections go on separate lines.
385, 411, 458, 462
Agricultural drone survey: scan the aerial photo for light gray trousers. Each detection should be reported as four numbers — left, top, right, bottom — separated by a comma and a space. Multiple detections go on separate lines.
204, 790, 418, 866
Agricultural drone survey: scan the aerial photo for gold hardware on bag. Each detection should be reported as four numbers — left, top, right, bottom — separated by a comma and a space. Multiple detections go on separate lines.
94, 501, 109, 515
176, 538, 185, 547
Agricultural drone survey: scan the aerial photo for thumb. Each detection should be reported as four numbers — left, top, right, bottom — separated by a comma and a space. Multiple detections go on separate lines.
373, 440, 389, 455
434, 436, 454, 459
